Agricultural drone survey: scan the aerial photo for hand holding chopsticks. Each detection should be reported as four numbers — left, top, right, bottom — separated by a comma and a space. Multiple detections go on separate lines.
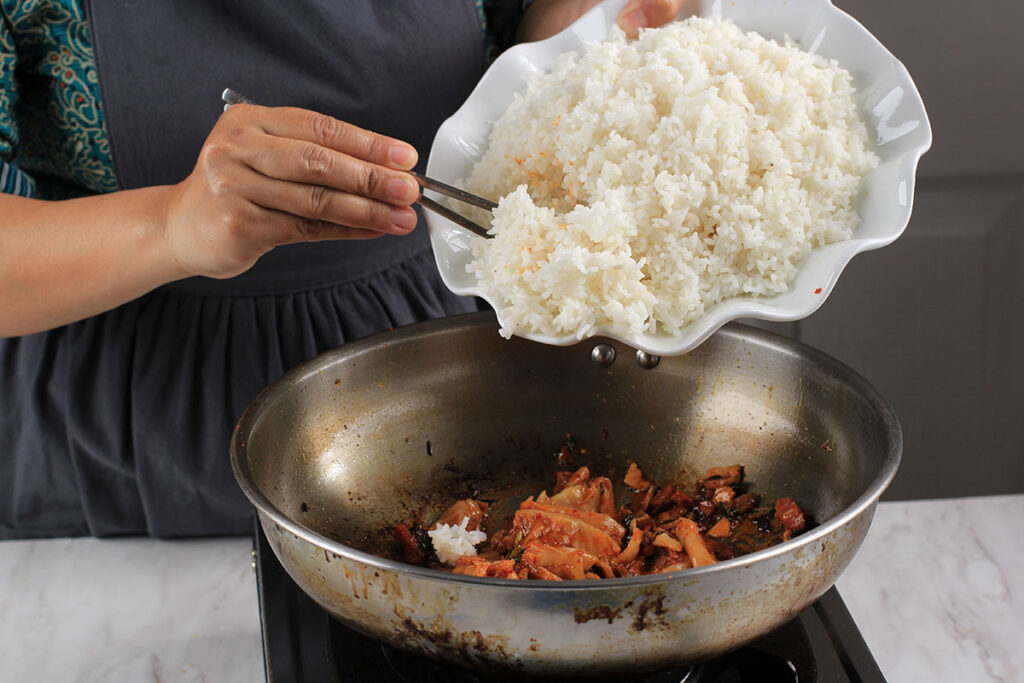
222, 89, 495, 240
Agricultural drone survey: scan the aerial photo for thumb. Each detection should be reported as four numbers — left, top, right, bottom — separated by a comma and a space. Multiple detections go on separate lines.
617, 0, 684, 38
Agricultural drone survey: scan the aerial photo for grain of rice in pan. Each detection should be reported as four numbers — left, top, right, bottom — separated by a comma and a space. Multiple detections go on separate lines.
428, 516, 487, 565
462, 16, 878, 340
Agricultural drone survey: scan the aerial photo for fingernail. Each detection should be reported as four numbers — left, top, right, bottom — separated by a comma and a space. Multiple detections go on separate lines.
620, 9, 648, 37
391, 206, 418, 232
388, 176, 416, 202
389, 144, 417, 168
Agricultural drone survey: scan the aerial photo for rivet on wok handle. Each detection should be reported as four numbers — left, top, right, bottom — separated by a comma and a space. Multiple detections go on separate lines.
635, 350, 660, 369
591, 344, 616, 367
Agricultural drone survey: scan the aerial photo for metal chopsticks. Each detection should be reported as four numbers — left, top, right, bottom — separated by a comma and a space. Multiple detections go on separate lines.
222, 87, 253, 110
409, 171, 495, 239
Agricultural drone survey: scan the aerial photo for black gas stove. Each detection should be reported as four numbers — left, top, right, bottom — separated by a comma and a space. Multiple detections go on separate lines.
253, 523, 885, 683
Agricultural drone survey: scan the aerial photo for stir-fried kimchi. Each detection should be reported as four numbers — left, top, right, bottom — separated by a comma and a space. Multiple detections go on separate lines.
394, 462, 807, 580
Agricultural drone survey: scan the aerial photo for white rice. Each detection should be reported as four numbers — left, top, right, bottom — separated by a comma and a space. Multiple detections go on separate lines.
462, 16, 878, 340
427, 516, 487, 565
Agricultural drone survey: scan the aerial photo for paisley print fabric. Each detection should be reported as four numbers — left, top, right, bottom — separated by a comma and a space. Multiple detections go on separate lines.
0, 0, 115, 198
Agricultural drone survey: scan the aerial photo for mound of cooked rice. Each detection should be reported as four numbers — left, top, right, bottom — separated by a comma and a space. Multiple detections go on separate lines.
428, 516, 487, 565
462, 16, 878, 340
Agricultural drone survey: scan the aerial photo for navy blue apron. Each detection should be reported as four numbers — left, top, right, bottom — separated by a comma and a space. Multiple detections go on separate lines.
0, 1, 486, 538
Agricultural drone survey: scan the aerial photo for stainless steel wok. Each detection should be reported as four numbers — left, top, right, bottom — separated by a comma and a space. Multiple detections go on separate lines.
230, 313, 901, 678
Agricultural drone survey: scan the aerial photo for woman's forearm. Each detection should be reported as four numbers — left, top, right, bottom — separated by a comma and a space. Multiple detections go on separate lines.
0, 187, 186, 336
1, 104, 426, 337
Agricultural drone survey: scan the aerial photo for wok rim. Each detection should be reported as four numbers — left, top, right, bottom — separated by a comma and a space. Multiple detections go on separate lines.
230, 312, 902, 590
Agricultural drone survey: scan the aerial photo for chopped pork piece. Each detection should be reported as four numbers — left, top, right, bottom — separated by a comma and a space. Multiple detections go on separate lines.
432, 499, 488, 531
394, 523, 426, 565
624, 462, 653, 491
702, 465, 744, 488
707, 518, 731, 538
774, 497, 806, 533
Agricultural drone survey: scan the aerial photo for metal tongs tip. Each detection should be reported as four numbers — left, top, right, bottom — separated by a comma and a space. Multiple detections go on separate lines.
408, 171, 495, 239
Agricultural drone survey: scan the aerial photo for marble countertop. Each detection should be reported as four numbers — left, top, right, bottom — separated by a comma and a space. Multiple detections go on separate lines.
1, 495, 1021, 683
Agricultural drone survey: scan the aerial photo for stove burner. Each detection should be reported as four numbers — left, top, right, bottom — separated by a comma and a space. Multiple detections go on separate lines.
378, 648, 802, 683
695, 652, 798, 683
253, 521, 884, 682
378, 645, 696, 682
336, 621, 701, 683
326, 616, 805, 683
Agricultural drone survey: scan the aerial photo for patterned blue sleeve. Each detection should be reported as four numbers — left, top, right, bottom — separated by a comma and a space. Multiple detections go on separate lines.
0, 162, 37, 196
1, 10, 36, 197
1, 2, 116, 199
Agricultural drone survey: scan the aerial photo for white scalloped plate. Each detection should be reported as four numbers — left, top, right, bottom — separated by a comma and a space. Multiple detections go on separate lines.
425, 0, 932, 356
